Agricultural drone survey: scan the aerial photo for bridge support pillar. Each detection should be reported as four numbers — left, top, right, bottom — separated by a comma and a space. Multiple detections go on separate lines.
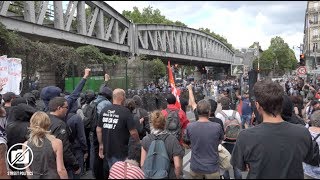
54, 1, 64, 30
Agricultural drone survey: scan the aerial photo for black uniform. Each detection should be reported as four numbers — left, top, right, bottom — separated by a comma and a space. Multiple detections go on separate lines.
48, 114, 79, 172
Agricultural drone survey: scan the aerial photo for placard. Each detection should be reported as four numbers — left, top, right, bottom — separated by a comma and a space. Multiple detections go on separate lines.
0, 55, 22, 95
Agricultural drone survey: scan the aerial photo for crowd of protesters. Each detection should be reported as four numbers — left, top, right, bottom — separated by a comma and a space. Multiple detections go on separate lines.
0, 67, 320, 179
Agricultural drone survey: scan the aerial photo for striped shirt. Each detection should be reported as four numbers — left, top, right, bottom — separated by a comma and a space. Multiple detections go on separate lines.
108, 161, 144, 179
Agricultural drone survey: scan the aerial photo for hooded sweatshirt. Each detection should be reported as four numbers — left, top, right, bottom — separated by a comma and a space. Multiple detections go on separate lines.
23, 92, 37, 108
66, 98, 87, 153
6, 103, 37, 149
40, 78, 87, 112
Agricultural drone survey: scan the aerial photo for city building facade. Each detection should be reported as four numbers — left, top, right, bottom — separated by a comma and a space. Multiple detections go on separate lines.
303, 1, 320, 71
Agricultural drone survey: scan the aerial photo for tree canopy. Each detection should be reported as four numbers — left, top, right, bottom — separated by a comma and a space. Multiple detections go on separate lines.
253, 36, 297, 76
122, 6, 234, 50
198, 28, 234, 51
122, 6, 187, 26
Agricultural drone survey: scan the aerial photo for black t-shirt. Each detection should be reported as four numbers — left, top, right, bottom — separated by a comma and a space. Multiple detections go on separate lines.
98, 104, 136, 158
231, 121, 314, 179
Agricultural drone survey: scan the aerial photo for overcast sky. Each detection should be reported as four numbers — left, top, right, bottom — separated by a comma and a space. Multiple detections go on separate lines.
105, 1, 306, 59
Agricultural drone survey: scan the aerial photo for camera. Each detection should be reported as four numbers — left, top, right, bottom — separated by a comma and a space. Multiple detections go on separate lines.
10, 149, 30, 164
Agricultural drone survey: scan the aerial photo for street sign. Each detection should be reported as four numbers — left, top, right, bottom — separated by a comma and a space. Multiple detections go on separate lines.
297, 66, 307, 75
231, 64, 244, 75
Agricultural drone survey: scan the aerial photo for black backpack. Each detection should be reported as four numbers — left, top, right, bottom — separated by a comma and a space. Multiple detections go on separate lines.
306, 132, 320, 167
165, 109, 181, 140
82, 99, 104, 131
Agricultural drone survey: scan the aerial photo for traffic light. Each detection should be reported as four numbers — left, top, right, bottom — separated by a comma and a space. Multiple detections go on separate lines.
300, 54, 305, 66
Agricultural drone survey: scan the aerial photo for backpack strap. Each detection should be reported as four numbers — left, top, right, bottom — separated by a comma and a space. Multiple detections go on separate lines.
96, 98, 106, 105
307, 127, 320, 141
220, 111, 229, 119
231, 110, 237, 119
150, 133, 170, 141
314, 134, 320, 141
165, 108, 179, 114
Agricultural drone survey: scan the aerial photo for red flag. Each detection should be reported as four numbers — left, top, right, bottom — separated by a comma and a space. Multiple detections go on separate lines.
167, 61, 181, 109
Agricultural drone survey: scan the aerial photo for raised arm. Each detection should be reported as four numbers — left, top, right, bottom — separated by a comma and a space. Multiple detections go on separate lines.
67, 68, 91, 108
187, 84, 197, 111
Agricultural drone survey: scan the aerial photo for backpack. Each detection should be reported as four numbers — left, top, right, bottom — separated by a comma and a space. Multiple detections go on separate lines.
165, 109, 181, 140
220, 110, 241, 140
82, 99, 105, 131
133, 108, 147, 138
306, 131, 320, 167
143, 134, 170, 179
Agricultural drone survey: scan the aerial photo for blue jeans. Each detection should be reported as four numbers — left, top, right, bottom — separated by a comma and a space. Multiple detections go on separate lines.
241, 114, 252, 129
104, 156, 126, 169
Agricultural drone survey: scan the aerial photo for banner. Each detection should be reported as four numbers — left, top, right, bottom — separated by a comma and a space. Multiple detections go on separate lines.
167, 60, 181, 109
0, 55, 22, 95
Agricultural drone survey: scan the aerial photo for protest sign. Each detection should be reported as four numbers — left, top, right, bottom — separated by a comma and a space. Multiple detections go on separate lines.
0, 55, 22, 95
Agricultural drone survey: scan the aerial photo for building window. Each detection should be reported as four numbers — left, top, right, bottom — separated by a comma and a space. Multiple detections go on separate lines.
313, 29, 318, 36
314, 14, 319, 24
313, 43, 318, 52
314, 2, 319, 9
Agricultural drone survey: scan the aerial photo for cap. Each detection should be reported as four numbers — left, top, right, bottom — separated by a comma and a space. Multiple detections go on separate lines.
3, 92, 16, 102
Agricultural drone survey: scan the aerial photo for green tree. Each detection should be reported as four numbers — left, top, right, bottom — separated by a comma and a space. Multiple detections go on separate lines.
122, 6, 187, 26
253, 36, 297, 76
123, 6, 235, 52
198, 28, 234, 50
147, 58, 166, 81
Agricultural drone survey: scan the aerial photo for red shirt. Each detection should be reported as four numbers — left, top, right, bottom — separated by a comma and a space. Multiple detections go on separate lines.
161, 104, 190, 144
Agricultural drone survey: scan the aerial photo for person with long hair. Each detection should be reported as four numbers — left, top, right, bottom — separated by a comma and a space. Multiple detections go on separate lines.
23, 111, 68, 179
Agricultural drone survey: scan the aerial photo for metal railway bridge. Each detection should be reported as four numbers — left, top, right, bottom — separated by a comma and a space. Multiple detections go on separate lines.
0, 1, 234, 67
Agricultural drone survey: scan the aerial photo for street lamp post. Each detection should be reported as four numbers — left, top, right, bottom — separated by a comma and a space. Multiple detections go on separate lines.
254, 43, 260, 80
